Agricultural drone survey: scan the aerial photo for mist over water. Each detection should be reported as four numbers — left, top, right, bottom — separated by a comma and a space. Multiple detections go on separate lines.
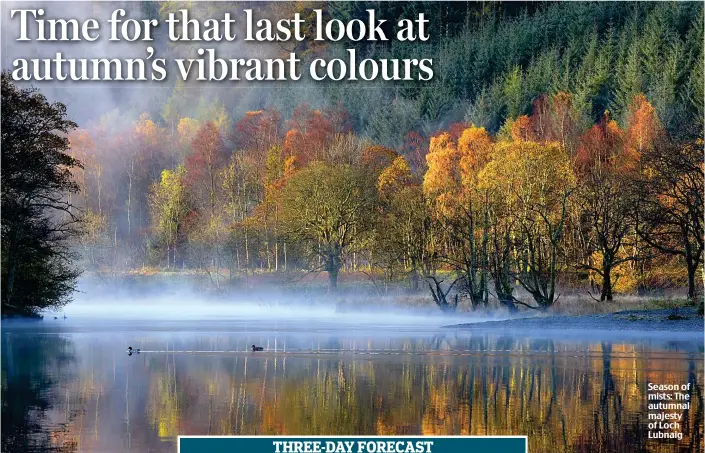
5, 279, 704, 453
60, 287, 497, 328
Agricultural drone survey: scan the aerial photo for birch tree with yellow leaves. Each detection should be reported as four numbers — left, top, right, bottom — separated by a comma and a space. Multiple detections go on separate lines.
480, 140, 575, 310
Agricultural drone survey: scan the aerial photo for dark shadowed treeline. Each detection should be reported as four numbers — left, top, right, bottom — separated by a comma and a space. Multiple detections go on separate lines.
1, 76, 83, 317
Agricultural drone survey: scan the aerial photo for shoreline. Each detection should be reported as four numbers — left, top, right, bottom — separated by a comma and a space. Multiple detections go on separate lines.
444, 307, 704, 335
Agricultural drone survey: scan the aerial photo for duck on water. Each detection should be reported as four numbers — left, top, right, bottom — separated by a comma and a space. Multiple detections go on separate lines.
126, 345, 265, 354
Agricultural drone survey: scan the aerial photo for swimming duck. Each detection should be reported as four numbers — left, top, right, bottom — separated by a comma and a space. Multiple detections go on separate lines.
251, 345, 264, 352
127, 346, 140, 354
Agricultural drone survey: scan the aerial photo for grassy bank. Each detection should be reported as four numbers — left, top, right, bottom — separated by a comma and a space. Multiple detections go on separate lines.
446, 306, 704, 333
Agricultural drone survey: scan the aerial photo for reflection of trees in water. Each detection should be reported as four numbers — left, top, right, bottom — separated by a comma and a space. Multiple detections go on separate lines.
2, 333, 78, 453
684, 357, 703, 452
573, 342, 642, 453
132, 336, 702, 453
13, 333, 699, 453
599, 342, 623, 446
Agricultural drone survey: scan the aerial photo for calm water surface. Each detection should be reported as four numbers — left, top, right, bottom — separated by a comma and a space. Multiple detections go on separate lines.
2, 316, 703, 453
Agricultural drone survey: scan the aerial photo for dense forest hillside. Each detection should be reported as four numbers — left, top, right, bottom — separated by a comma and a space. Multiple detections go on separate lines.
4, 1, 702, 314
155, 2, 703, 143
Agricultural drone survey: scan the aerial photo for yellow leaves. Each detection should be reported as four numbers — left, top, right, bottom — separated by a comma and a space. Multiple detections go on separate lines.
378, 156, 412, 197
283, 156, 297, 177
424, 126, 494, 216
177, 117, 201, 145
150, 165, 189, 244
458, 126, 491, 154
625, 94, 661, 155
159, 167, 182, 189
457, 126, 492, 186
424, 133, 461, 216
587, 251, 639, 294
82, 209, 107, 233
265, 145, 285, 191
429, 132, 455, 154
479, 140, 574, 216
424, 133, 459, 194
135, 112, 165, 147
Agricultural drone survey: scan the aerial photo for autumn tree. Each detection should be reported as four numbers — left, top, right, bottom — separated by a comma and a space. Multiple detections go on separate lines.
423, 127, 492, 309
67, 128, 113, 269
231, 109, 281, 156
124, 113, 169, 243
376, 156, 436, 290
479, 169, 518, 313
282, 104, 352, 166
635, 135, 704, 303
573, 110, 639, 301
184, 121, 228, 281
509, 93, 581, 154
255, 145, 289, 272
221, 152, 265, 273
480, 140, 574, 310
149, 166, 190, 269
361, 145, 399, 176
176, 117, 201, 161
186, 121, 227, 212
278, 162, 377, 290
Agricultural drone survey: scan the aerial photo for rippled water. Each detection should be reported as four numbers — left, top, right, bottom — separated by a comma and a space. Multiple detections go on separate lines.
2, 317, 703, 453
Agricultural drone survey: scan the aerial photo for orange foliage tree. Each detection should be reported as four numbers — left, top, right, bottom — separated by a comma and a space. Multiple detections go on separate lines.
423, 126, 493, 309
185, 121, 227, 212
573, 96, 661, 301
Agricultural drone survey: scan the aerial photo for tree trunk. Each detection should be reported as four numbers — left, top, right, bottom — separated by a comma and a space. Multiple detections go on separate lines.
410, 267, 420, 292
127, 160, 133, 236
686, 257, 696, 303
244, 228, 249, 273
601, 267, 613, 301
427, 277, 459, 313
4, 257, 16, 308
498, 294, 518, 314
329, 268, 338, 292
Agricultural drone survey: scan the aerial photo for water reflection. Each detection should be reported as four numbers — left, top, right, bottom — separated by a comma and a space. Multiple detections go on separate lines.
2, 332, 79, 453
2, 322, 702, 453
